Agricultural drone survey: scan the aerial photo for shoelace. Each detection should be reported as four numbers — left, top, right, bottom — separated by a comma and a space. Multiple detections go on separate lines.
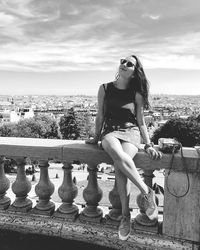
121, 215, 130, 224
143, 194, 155, 208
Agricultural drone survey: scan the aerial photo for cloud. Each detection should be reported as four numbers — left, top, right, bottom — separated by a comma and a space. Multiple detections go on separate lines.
142, 13, 161, 20
0, 0, 200, 72
0, 12, 26, 41
149, 15, 160, 20
0, 35, 123, 72
0, 12, 15, 26
0, 0, 35, 18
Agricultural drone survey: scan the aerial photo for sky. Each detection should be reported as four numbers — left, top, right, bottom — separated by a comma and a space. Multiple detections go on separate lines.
0, 0, 200, 96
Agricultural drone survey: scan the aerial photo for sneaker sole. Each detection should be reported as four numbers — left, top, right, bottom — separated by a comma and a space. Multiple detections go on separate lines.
118, 231, 130, 241
146, 207, 158, 220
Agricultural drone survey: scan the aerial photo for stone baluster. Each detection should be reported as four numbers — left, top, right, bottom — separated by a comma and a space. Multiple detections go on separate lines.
33, 160, 55, 215
142, 169, 159, 206
0, 157, 11, 210
80, 164, 103, 223
142, 170, 155, 188
105, 178, 122, 227
10, 157, 32, 212
134, 169, 158, 229
55, 162, 78, 221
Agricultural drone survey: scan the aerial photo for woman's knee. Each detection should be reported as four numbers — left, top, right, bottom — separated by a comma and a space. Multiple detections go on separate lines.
102, 136, 124, 162
121, 142, 138, 158
101, 134, 114, 147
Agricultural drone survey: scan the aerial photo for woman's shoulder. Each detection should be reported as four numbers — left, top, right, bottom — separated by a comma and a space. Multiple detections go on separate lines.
98, 82, 112, 96
101, 81, 113, 88
99, 82, 113, 93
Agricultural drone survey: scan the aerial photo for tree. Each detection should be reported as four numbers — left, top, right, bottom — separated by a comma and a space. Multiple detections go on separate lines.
3, 159, 17, 173
59, 108, 80, 139
15, 118, 45, 138
74, 109, 93, 139
0, 114, 61, 173
34, 114, 60, 139
0, 123, 17, 137
151, 116, 200, 147
0, 114, 60, 139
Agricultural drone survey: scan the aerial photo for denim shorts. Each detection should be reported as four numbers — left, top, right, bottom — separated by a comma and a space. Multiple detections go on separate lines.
101, 123, 141, 149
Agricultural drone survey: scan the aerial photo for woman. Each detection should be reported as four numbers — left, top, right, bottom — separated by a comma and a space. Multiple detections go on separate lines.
86, 55, 162, 241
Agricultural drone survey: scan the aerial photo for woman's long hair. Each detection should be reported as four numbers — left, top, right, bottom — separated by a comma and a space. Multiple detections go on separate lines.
130, 55, 150, 110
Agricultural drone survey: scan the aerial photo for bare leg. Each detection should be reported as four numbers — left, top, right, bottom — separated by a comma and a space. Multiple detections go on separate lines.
114, 141, 139, 216
102, 134, 158, 236
115, 167, 131, 216
102, 135, 149, 195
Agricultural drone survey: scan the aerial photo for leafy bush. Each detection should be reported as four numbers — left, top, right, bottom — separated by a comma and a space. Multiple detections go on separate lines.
0, 114, 60, 139
151, 115, 200, 147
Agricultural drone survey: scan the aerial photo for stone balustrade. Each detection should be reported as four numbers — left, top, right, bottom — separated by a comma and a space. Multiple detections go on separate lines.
0, 137, 199, 250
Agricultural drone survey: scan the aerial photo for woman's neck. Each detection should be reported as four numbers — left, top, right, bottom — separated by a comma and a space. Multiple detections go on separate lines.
114, 77, 130, 89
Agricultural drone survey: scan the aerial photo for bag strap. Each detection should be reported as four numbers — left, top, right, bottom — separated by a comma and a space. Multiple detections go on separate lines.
165, 143, 190, 198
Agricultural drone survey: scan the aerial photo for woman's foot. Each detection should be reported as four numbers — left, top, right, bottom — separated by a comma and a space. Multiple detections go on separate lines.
137, 187, 158, 221
118, 215, 131, 241
144, 187, 158, 220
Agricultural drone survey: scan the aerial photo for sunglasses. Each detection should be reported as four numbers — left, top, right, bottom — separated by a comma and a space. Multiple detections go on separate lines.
120, 59, 135, 68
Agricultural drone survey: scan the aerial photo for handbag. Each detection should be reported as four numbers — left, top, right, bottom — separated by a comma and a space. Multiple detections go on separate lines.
158, 138, 181, 153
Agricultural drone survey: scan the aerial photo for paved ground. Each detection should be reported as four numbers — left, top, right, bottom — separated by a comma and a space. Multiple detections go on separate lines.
0, 229, 115, 250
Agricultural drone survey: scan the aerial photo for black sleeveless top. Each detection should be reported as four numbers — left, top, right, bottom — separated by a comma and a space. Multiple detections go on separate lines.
103, 82, 137, 126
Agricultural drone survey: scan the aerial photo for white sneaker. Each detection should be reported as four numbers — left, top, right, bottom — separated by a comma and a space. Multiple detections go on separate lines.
143, 187, 158, 220
118, 215, 131, 241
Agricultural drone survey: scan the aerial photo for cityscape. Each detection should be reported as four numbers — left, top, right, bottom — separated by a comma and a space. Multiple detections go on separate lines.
1, 0, 200, 248
0, 93, 199, 140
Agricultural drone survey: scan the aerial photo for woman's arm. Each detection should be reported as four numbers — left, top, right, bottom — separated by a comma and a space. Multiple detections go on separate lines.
135, 92, 162, 159
94, 84, 106, 139
135, 92, 151, 144
86, 84, 105, 144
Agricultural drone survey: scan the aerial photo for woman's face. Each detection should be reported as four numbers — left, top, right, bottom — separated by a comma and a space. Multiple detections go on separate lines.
118, 56, 136, 79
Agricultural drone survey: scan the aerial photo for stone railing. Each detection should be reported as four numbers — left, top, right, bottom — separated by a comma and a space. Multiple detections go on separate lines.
0, 137, 199, 250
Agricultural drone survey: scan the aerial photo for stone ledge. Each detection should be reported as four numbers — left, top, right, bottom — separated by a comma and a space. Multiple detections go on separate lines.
0, 137, 199, 172
0, 211, 198, 250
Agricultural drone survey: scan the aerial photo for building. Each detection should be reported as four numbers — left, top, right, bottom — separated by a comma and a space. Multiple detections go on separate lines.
0, 110, 20, 123
19, 108, 34, 119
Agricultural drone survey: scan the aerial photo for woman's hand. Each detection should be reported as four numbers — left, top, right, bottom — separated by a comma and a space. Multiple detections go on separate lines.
85, 136, 99, 145
145, 147, 162, 160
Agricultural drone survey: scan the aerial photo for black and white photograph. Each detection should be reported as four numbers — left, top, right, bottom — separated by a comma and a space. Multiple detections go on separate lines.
0, 0, 200, 249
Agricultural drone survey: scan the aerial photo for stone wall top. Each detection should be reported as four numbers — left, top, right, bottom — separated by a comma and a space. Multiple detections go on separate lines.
0, 137, 199, 172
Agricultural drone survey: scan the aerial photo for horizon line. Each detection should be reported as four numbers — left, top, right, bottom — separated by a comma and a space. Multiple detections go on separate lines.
0, 93, 200, 97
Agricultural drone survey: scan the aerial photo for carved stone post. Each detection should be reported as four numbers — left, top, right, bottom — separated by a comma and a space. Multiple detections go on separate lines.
33, 160, 55, 215
105, 178, 122, 227
10, 157, 32, 212
0, 157, 11, 210
80, 164, 103, 223
55, 162, 78, 221
134, 170, 158, 229
142, 169, 159, 206
142, 170, 154, 188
